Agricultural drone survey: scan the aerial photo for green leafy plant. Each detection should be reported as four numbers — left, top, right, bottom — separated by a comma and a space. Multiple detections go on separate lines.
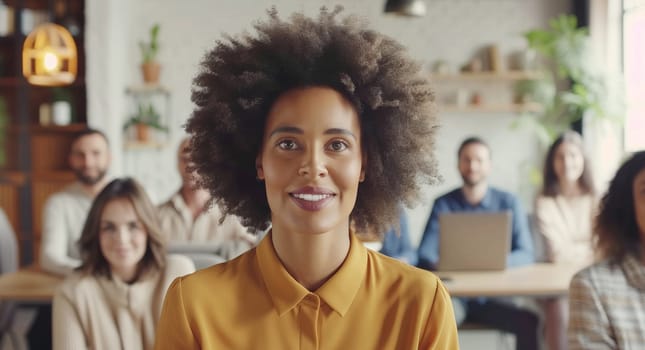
52, 87, 72, 102
123, 103, 168, 132
513, 14, 623, 146
139, 23, 160, 64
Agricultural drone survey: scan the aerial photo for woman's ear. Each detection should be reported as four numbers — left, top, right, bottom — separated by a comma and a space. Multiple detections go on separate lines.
360, 152, 367, 182
255, 156, 265, 180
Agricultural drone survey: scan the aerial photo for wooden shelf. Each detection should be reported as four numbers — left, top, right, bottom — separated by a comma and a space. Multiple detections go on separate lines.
29, 123, 87, 133
430, 71, 543, 81
125, 84, 171, 95
438, 102, 542, 113
0, 171, 27, 185
0, 77, 20, 87
123, 140, 169, 150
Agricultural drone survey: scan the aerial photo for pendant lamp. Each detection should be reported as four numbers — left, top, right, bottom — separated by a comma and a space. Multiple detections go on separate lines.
384, 0, 427, 17
22, 23, 77, 86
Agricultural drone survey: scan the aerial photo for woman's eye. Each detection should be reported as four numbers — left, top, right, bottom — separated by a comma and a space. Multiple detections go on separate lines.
277, 140, 298, 150
328, 140, 348, 152
128, 222, 141, 230
101, 225, 115, 233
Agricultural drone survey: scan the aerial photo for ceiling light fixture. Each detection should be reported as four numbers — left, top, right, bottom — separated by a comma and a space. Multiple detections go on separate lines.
384, 0, 427, 17
22, 23, 77, 86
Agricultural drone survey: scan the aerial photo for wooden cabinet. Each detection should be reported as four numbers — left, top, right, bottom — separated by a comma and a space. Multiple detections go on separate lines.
0, 0, 86, 265
429, 71, 542, 114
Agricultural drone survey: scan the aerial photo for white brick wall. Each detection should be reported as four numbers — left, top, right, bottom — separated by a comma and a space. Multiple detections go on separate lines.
87, 0, 571, 243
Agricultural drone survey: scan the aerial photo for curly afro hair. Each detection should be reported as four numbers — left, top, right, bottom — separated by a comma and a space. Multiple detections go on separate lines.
187, 6, 439, 235
594, 151, 645, 262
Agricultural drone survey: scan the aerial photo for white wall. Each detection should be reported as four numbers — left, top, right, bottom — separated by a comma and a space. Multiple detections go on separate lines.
86, 0, 571, 244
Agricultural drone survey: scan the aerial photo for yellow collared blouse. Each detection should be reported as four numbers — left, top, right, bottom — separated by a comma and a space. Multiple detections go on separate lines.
154, 232, 459, 349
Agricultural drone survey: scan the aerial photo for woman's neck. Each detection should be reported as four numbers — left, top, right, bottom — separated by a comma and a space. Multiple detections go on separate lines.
559, 179, 583, 197
111, 266, 139, 284
271, 224, 351, 291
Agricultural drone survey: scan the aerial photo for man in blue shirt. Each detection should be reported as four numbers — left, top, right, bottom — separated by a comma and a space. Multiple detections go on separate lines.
418, 137, 538, 350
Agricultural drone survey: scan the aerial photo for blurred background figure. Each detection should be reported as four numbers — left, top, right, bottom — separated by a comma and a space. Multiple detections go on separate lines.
569, 151, 645, 349
0, 208, 18, 347
535, 130, 597, 350
52, 178, 194, 350
40, 129, 112, 276
418, 136, 538, 350
380, 208, 418, 266
157, 138, 256, 262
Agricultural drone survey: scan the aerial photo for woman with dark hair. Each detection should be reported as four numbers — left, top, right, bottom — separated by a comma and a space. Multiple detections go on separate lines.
52, 178, 194, 350
534, 131, 597, 349
536, 130, 596, 264
569, 151, 645, 349
154, 7, 457, 349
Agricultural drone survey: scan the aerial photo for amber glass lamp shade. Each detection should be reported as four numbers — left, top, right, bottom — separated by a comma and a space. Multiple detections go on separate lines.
22, 23, 78, 86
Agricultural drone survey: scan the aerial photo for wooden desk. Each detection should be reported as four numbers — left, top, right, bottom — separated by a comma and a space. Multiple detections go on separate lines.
0, 267, 64, 302
436, 263, 585, 298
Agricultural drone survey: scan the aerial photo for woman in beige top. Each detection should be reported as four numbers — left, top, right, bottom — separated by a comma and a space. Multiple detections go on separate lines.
535, 130, 596, 350
52, 178, 195, 350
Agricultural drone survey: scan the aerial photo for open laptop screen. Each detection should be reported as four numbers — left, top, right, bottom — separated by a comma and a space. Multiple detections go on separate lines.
437, 211, 511, 271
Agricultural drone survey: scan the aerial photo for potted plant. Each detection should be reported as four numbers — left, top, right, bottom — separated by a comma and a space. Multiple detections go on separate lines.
513, 14, 623, 147
123, 102, 168, 142
139, 23, 161, 84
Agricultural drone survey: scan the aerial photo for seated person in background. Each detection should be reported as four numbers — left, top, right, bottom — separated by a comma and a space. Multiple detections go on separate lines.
535, 130, 597, 350
569, 151, 645, 349
380, 209, 418, 266
52, 178, 195, 350
41, 128, 112, 276
417, 136, 537, 350
0, 208, 18, 331
157, 137, 256, 260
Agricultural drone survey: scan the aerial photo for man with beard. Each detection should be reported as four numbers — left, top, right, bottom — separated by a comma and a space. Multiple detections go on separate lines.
40, 128, 111, 275
157, 138, 256, 264
417, 137, 537, 350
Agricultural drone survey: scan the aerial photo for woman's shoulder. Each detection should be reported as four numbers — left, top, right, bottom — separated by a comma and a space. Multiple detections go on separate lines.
571, 259, 622, 286
367, 250, 441, 293
55, 272, 101, 300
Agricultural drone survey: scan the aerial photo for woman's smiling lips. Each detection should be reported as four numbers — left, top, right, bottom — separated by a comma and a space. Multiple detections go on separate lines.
289, 186, 336, 211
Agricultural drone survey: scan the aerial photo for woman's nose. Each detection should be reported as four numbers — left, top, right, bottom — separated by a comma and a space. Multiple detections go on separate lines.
298, 148, 328, 178
115, 226, 130, 243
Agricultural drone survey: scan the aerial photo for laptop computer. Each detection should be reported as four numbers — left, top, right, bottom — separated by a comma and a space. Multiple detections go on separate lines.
437, 211, 512, 271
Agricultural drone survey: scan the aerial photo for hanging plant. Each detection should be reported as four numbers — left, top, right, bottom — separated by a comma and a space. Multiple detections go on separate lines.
512, 14, 624, 146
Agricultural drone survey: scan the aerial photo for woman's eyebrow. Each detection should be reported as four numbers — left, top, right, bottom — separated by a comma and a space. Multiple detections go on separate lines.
269, 126, 303, 137
324, 128, 356, 139
269, 126, 356, 140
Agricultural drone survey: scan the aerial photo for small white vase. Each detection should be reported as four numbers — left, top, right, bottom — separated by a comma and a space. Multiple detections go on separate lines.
52, 101, 71, 125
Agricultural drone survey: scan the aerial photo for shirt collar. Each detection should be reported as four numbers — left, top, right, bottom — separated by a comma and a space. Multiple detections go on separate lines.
256, 231, 367, 317
169, 191, 187, 211
459, 186, 493, 208
480, 188, 494, 208
70, 182, 95, 200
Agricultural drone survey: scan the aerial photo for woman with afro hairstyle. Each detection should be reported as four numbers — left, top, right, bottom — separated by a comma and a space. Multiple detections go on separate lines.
569, 151, 645, 349
155, 7, 458, 349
